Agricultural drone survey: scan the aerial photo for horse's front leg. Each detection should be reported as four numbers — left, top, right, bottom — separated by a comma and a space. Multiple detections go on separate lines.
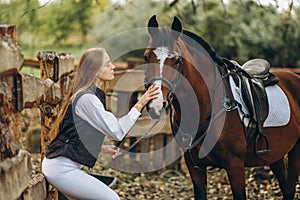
184, 152, 207, 200
225, 159, 247, 200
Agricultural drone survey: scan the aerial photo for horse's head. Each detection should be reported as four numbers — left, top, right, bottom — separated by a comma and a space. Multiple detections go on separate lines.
144, 15, 184, 119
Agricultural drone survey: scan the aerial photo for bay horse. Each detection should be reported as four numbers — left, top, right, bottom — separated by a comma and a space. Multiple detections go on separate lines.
143, 15, 300, 200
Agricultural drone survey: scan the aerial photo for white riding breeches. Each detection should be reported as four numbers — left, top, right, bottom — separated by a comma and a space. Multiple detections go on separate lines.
42, 156, 120, 200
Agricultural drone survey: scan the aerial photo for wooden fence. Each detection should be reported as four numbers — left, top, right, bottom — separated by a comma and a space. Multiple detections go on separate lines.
0, 24, 180, 200
0, 24, 75, 200
2, 24, 298, 200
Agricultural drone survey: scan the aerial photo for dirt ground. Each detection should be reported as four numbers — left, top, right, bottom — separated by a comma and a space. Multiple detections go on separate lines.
22, 100, 300, 200
31, 153, 299, 200
105, 162, 299, 200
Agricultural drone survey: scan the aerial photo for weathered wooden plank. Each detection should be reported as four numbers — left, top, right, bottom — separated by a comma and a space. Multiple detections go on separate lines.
36, 52, 60, 168
0, 73, 23, 160
108, 69, 145, 92
59, 72, 75, 97
57, 53, 75, 78
23, 58, 39, 68
22, 55, 76, 80
37, 51, 59, 82
36, 51, 75, 82
0, 150, 31, 200
22, 73, 61, 108
127, 116, 171, 137
23, 173, 47, 200
0, 25, 24, 74
126, 57, 144, 69
37, 52, 63, 200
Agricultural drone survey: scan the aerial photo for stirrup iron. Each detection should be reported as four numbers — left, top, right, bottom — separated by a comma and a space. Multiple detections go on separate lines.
255, 133, 270, 155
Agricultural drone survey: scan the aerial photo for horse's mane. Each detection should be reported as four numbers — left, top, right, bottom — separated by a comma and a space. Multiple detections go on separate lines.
182, 30, 225, 66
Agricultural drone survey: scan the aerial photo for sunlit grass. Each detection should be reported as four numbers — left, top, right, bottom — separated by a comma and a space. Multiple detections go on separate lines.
20, 66, 40, 77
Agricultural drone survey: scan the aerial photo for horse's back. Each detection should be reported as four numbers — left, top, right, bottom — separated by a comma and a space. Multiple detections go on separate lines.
271, 69, 300, 108
244, 69, 300, 165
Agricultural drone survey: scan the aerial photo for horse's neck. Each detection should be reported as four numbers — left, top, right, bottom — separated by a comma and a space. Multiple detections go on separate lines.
178, 64, 212, 125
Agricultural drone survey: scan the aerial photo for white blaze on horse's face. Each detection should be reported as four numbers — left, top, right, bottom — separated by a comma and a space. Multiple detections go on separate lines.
149, 46, 177, 117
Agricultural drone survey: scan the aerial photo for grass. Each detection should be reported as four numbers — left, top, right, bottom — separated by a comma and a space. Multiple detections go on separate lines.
20, 66, 40, 77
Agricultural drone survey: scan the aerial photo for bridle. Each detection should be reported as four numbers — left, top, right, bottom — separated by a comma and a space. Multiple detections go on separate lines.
115, 40, 238, 159
144, 41, 184, 110
114, 42, 184, 156
170, 60, 239, 151
144, 40, 238, 152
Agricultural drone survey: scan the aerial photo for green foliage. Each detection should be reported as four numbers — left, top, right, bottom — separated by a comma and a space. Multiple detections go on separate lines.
1, 0, 299, 67
164, 0, 300, 67
36, 0, 93, 44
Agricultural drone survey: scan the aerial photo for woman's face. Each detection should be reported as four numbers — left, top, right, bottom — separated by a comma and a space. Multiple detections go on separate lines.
98, 52, 115, 81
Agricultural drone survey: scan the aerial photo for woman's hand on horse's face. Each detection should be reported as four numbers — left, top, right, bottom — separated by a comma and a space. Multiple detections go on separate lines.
134, 84, 160, 112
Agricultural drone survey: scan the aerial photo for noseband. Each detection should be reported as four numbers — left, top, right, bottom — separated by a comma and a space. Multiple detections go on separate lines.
144, 40, 239, 155
145, 41, 184, 109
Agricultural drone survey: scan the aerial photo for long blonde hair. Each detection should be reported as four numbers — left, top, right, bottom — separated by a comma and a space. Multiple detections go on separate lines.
51, 48, 107, 139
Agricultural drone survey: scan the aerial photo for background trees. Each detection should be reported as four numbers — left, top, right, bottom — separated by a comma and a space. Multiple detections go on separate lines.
0, 0, 299, 68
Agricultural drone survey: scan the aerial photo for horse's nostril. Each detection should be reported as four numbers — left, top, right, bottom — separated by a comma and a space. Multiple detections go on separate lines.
148, 107, 161, 119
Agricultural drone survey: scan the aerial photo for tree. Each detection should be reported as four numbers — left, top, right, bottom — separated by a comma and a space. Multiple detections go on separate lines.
1, 0, 299, 67
164, 0, 300, 67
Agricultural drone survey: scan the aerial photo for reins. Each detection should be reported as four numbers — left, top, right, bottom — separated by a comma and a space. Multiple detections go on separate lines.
168, 60, 239, 169
169, 61, 237, 151
114, 119, 160, 157
114, 41, 237, 160
114, 42, 184, 158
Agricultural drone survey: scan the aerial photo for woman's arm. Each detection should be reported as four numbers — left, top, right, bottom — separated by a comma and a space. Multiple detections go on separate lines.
75, 94, 139, 140
74, 84, 159, 141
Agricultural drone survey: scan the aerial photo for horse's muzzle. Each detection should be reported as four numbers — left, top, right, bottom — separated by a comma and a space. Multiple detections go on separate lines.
146, 100, 168, 119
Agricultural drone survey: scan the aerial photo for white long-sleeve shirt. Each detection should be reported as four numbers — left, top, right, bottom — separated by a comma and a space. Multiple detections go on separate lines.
74, 93, 141, 141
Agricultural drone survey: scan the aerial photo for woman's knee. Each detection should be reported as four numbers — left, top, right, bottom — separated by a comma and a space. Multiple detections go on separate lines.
105, 190, 120, 200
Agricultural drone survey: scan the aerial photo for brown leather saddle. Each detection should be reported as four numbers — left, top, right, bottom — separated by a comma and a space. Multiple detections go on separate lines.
230, 59, 279, 155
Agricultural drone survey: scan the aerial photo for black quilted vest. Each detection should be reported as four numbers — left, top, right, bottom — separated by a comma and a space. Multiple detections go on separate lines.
46, 86, 106, 168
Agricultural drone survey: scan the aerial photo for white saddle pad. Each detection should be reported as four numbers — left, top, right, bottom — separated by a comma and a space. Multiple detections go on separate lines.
229, 76, 290, 127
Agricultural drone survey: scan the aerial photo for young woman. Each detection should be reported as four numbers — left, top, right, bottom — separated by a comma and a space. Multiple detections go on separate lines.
42, 48, 159, 200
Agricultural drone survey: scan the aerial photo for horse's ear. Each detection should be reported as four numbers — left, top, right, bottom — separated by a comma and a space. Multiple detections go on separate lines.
171, 16, 182, 40
147, 15, 158, 38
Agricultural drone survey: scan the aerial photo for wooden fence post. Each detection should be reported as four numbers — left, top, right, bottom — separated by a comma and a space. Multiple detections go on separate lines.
37, 51, 61, 161
36, 51, 75, 160
0, 24, 35, 200
35, 52, 60, 200
35, 51, 74, 200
